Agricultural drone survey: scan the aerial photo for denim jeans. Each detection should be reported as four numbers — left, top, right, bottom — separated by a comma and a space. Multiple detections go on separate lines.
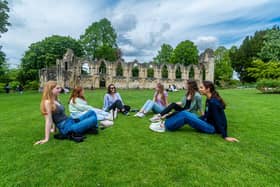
165, 111, 215, 134
57, 110, 98, 135
160, 102, 184, 116
107, 100, 124, 112
141, 100, 165, 114
71, 108, 110, 121
93, 109, 110, 121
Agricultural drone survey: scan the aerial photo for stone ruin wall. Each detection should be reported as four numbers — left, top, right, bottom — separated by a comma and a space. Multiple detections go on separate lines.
39, 49, 214, 89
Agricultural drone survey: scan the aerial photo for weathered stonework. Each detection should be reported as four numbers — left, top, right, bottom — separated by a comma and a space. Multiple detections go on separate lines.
39, 49, 214, 89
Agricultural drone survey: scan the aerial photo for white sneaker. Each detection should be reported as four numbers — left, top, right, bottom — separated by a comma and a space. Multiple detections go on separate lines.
100, 120, 114, 127
134, 112, 145, 118
149, 114, 161, 122
149, 122, 165, 133
107, 112, 114, 121
114, 110, 118, 119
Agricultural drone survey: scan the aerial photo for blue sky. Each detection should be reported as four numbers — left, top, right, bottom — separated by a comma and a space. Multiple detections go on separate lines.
1, 0, 280, 68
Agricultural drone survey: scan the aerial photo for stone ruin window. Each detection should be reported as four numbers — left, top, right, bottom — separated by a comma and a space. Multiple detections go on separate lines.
132, 64, 139, 77
116, 62, 123, 76
202, 65, 206, 80
65, 62, 68, 71
81, 63, 90, 75
147, 64, 154, 78
99, 61, 106, 75
176, 66, 182, 79
162, 65, 168, 79
189, 66, 195, 80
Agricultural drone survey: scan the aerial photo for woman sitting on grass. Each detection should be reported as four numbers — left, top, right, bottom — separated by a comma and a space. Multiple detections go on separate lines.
35, 81, 98, 145
150, 80, 202, 122
149, 80, 239, 142
69, 86, 114, 128
103, 84, 129, 118
135, 83, 168, 118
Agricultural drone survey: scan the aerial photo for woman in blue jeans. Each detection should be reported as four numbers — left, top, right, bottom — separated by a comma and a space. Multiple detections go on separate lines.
134, 83, 168, 118
150, 81, 239, 142
34, 81, 98, 145
149, 80, 202, 122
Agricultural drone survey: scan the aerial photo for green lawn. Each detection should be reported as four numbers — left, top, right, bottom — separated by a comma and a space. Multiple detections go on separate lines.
0, 89, 279, 186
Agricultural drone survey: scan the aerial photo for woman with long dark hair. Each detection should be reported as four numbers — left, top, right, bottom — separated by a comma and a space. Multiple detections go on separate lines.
149, 80, 202, 122
150, 81, 239, 142
134, 83, 168, 118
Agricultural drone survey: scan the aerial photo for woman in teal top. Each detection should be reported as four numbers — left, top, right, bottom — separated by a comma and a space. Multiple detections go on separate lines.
150, 80, 202, 122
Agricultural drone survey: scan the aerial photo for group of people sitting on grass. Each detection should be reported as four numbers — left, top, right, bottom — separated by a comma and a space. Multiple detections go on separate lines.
35, 80, 239, 145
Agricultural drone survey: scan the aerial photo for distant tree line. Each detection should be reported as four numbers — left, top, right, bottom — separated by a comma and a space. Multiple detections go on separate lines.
0, 0, 279, 90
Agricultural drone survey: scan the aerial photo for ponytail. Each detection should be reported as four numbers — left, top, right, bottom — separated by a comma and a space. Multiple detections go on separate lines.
202, 81, 226, 109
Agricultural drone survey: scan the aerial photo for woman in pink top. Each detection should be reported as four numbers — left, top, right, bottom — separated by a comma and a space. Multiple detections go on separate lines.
135, 83, 168, 118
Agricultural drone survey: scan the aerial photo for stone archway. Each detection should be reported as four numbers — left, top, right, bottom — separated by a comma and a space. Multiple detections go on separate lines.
189, 66, 195, 80
99, 61, 106, 75
99, 77, 106, 88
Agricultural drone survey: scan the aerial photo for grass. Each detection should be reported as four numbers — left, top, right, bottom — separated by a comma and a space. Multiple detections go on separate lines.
0, 88, 279, 186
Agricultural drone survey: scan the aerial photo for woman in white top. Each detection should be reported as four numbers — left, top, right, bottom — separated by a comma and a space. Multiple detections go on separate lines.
69, 87, 113, 127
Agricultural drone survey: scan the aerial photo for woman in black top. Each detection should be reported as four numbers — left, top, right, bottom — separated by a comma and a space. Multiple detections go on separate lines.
35, 81, 98, 145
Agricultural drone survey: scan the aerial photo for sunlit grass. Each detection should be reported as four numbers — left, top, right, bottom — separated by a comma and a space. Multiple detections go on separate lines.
0, 89, 279, 186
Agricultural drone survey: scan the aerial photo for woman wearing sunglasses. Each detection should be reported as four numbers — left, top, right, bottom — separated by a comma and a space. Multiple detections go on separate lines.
103, 84, 129, 118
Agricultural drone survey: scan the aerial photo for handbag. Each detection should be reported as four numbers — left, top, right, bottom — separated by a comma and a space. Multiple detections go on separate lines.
124, 105, 131, 112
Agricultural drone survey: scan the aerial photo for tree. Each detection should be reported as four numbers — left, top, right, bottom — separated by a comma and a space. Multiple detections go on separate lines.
0, 0, 10, 82
230, 30, 267, 82
0, 0, 10, 37
19, 35, 83, 84
0, 48, 8, 81
259, 27, 280, 62
95, 45, 118, 61
79, 18, 118, 60
153, 44, 173, 64
247, 59, 280, 80
171, 40, 198, 66
214, 46, 233, 85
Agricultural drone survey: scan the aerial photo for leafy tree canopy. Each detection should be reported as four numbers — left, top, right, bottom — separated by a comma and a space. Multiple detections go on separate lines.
79, 18, 118, 60
19, 35, 83, 84
247, 59, 280, 80
259, 26, 280, 62
214, 46, 233, 83
0, 0, 10, 37
153, 44, 173, 64
171, 40, 198, 66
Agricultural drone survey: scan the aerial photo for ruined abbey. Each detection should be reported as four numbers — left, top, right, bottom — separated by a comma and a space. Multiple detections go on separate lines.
39, 49, 214, 89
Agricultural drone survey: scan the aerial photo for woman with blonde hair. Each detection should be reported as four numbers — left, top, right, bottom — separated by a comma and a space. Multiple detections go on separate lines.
135, 83, 168, 117
35, 81, 98, 145
69, 86, 113, 128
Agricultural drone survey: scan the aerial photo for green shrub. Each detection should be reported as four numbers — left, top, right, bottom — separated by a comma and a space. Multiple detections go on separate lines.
0, 82, 6, 93
215, 80, 242, 89
25, 80, 39, 90
10, 81, 20, 90
256, 79, 280, 93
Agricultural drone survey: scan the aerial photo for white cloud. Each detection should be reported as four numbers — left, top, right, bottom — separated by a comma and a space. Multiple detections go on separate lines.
194, 36, 218, 51
1, 0, 280, 67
